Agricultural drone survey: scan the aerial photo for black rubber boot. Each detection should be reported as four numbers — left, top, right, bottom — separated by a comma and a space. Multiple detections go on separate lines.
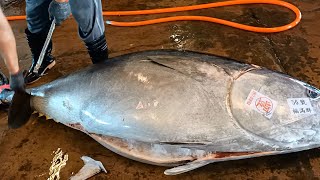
84, 34, 108, 64
24, 27, 56, 84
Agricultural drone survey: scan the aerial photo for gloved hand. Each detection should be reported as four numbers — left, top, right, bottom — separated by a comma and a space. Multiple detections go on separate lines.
10, 71, 25, 92
48, 0, 71, 25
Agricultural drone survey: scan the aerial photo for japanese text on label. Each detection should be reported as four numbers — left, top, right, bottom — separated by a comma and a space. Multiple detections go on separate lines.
287, 98, 315, 116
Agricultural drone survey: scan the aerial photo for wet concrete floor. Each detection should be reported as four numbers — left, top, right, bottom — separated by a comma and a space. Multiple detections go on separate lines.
0, 0, 320, 179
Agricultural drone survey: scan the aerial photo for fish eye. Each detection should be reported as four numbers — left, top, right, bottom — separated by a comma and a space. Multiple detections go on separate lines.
290, 78, 320, 100
307, 87, 320, 99
307, 89, 319, 99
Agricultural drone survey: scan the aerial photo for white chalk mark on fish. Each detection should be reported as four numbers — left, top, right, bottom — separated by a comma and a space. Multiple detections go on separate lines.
82, 110, 110, 125
136, 101, 144, 110
153, 100, 159, 107
134, 73, 149, 83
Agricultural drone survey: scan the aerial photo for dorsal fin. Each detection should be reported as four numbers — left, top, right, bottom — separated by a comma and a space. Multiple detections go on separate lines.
147, 55, 195, 75
147, 55, 228, 81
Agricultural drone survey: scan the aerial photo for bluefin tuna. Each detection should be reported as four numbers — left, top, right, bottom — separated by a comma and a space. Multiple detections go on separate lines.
4, 50, 320, 175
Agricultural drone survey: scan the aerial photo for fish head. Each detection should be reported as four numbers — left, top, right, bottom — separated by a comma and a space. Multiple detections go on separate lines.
268, 77, 320, 149
231, 69, 320, 150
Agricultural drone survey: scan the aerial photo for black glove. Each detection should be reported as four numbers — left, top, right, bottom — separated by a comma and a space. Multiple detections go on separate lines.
10, 71, 25, 92
48, 0, 71, 25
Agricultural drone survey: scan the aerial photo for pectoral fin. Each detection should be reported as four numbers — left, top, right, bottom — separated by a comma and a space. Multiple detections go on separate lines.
164, 159, 212, 175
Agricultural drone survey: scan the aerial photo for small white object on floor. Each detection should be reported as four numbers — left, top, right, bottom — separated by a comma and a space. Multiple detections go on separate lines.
69, 156, 107, 180
48, 148, 69, 180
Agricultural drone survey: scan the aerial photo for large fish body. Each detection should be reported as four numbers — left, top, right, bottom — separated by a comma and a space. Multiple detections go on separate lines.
16, 50, 320, 174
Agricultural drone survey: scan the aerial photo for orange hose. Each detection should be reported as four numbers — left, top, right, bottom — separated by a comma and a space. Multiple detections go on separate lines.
7, 15, 26, 21
6, 0, 301, 33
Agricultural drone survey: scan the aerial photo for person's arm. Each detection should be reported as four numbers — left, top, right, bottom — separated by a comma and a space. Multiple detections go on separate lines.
0, 7, 24, 92
0, 7, 19, 75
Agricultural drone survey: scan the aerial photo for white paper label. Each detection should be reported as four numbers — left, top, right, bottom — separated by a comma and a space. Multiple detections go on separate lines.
287, 98, 315, 116
245, 89, 278, 119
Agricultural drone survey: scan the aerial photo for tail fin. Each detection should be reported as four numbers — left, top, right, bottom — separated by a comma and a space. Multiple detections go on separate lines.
8, 91, 32, 129
0, 71, 32, 128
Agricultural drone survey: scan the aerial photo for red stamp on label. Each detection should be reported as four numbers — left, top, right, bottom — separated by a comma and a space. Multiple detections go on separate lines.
255, 97, 273, 115
245, 89, 277, 119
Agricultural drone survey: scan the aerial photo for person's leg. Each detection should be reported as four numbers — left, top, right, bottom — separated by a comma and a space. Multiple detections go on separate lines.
25, 0, 56, 84
69, 0, 108, 63
26, 0, 52, 33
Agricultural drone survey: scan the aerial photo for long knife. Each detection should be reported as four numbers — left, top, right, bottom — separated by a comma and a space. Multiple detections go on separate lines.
33, 19, 56, 75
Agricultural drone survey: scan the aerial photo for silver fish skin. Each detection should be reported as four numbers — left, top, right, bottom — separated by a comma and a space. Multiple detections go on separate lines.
26, 50, 320, 174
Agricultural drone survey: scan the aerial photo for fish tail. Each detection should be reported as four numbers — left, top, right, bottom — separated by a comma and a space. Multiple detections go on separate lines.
8, 91, 33, 129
